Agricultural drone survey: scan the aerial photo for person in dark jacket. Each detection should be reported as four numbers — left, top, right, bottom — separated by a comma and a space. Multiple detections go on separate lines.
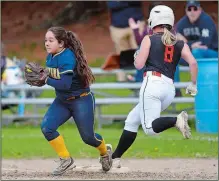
127, 2, 162, 82
174, 0, 218, 93
176, 0, 218, 57
107, 1, 145, 82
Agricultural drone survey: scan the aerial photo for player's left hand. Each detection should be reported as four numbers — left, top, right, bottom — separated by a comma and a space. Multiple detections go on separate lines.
186, 83, 197, 96
24, 62, 49, 87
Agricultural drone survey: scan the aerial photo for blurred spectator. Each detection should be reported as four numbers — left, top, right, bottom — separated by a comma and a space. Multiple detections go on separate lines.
1, 42, 22, 85
107, 1, 145, 82
1, 42, 23, 111
127, 1, 163, 82
2, 59, 24, 86
1, 43, 41, 114
176, 0, 218, 59
1, 43, 7, 80
1, 42, 24, 99
128, 18, 150, 48
174, 0, 218, 96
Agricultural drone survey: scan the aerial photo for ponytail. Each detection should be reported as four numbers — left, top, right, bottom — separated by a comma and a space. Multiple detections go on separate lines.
161, 26, 177, 46
66, 31, 95, 87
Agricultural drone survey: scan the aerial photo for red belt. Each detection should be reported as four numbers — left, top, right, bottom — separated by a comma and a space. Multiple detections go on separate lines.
143, 71, 161, 77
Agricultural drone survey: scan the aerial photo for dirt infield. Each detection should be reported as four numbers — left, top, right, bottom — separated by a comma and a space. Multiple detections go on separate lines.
2, 158, 218, 180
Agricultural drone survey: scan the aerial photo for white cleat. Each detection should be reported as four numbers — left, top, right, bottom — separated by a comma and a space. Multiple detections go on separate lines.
112, 158, 121, 168
176, 111, 191, 139
106, 144, 112, 152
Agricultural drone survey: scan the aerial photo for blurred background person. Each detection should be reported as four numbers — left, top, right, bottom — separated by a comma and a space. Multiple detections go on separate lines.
1, 42, 7, 81
174, 0, 218, 95
1, 42, 24, 93
107, 1, 145, 82
1, 42, 25, 113
127, 1, 163, 82
176, 0, 218, 59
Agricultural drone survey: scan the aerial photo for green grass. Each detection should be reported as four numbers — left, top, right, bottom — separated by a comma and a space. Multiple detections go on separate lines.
89, 57, 105, 67
2, 124, 218, 159
6, 71, 192, 116
3, 68, 217, 159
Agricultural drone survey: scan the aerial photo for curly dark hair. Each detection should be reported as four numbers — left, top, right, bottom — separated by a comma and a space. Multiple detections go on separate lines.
47, 26, 95, 87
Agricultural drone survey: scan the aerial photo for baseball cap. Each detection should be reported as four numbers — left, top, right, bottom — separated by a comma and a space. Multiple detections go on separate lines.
186, 0, 201, 8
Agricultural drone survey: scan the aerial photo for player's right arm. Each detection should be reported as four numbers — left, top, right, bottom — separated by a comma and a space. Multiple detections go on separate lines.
134, 35, 151, 70
181, 43, 198, 96
181, 43, 198, 84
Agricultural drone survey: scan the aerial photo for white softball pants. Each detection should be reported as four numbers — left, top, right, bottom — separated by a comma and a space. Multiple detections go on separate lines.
124, 71, 175, 135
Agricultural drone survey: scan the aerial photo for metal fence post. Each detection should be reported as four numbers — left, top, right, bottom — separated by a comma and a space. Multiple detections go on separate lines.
18, 88, 26, 116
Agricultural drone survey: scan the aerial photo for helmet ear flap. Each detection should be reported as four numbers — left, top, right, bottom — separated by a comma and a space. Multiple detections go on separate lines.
148, 19, 152, 28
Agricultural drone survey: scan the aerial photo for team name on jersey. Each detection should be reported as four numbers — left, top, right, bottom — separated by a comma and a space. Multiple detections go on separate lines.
47, 67, 60, 79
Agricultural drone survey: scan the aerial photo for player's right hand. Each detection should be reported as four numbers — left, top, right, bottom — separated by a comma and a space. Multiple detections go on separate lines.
186, 83, 197, 96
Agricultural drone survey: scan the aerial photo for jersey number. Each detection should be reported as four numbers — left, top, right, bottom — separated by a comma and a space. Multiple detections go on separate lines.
164, 46, 174, 63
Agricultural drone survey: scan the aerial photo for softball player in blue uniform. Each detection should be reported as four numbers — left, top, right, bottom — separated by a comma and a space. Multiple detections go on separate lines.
111, 5, 198, 168
42, 26, 112, 175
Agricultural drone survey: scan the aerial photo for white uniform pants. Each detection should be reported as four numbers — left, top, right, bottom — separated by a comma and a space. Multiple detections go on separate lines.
124, 71, 175, 135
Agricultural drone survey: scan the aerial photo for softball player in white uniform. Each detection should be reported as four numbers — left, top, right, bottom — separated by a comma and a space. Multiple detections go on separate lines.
110, 5, 198, 168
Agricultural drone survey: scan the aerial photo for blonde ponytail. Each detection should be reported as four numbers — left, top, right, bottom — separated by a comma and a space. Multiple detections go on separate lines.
161, 27, 177, 46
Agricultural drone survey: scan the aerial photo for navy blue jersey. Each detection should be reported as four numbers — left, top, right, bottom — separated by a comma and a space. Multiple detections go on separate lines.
176, 11, 218, 51
46, 48, 90, 100
144, 33, 184, 80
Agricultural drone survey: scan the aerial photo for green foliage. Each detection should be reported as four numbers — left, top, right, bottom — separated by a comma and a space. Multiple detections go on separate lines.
21, 41, 37, 52
89, 57, 105, 67
29, 42, 37, 52
21, 41, 27, 50
7, 51, 20, 59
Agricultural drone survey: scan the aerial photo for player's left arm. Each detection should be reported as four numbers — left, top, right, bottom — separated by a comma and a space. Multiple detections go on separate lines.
134, 35, 151, 70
